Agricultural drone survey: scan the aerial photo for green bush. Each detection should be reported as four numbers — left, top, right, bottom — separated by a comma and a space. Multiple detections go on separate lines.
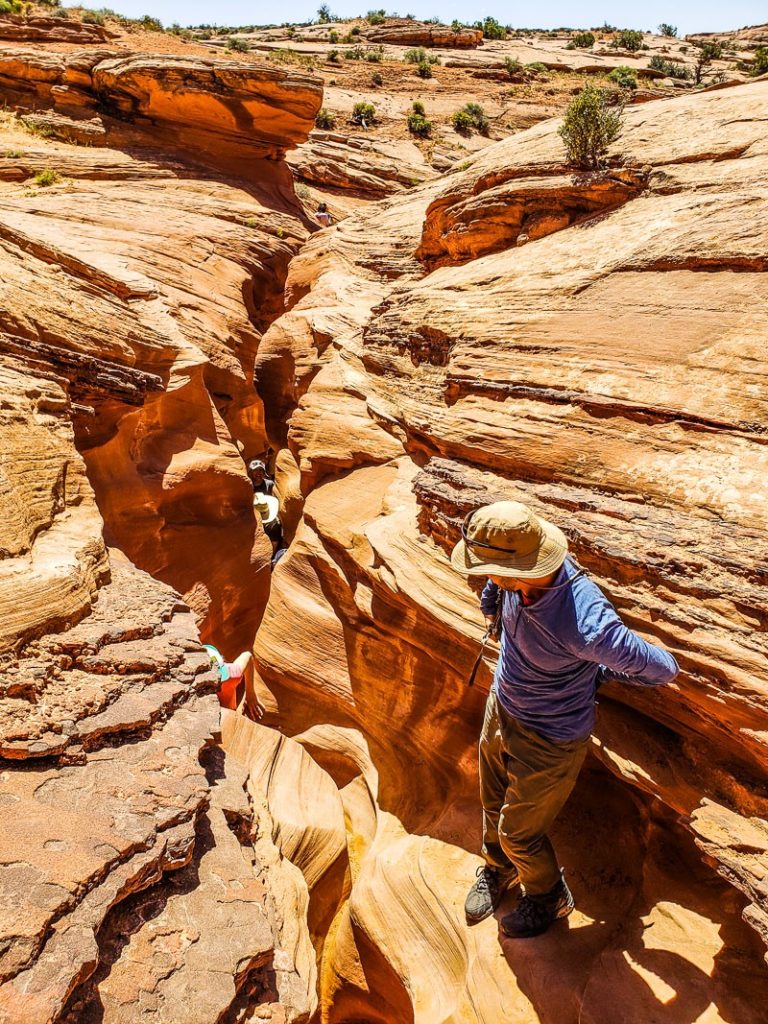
315, 107, 336, 129
608, 65, 637, 89
753, 47, 768, 75
615, 28, 643, 51
451, 109, 474, 134
82, 9, 105, 25
527, 61, 548, 74
657, 23, 677, 37
648, 55, 691, 79
328, 29, 339, 42
365, 46, 384, 62
228, 36, 249, 52
366, 8, 385, 23
404, 47, 440, 64
407, 103, 433, 136
0, 0, 15, 11
327, 49, 340, 62
137, 14, 163, 30
371, 70, 383, 85
558, 86, 623, 169
34, 169, 60, 187
504, 56, 522, 76
451, 102, 489, 136
477, 16, 506, 39
570, 31, 595, 49
344, 45, 365, 59
416, 59, 432, 78
317, 3, 335, 22
693, 41, 723, 84
352, 101, 375, 124
350, 25, 360, 34
39, 0, 62, 6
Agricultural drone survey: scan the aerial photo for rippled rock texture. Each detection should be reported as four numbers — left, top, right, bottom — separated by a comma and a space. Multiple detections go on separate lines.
0, 49, 321, 1022
254, 80, 768, 1021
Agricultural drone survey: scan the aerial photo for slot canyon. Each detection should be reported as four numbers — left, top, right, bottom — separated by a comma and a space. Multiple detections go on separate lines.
0, 13, 767, 1024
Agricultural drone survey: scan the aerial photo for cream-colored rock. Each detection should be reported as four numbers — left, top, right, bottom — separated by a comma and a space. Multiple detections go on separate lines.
254, 80, 768, 1018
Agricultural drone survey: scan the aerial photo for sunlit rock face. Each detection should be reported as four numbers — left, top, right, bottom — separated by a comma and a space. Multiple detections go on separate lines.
253, 80, 768, 1020
0, 51, 322, 1022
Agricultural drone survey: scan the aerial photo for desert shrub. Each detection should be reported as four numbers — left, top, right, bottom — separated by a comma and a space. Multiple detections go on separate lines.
615, 28, 643, 51
328, 29, 339, 42
0, 0, 15, 11
344, 45, 365, 59
138, 15, 163, 31
366, 8, 385, 23
228, 36, 249, 52
317, 4, 335, 22
407, 104, 433, 136
558, 85, 623, 169
752, 47, 768, 75
327, 48, 340, 62
416, 59, 432, 78
82, 9, 105, 24
477, 16, 506, 39
648, 55, 691, 79
464, 101, 489, 134
451, 102, 489, 135
34, 169, 60, 187
352, 100, 375, 124
350, 25, 360, 34
39, 0, 61, 6
504, 56, 522, 76
451, 109, 474, 134
315, 107, 336, 128
365, 46, 384, 62
692, 41, 723, 83
404, 47, 440, 64
527, 61, 548, 74
371, 69, 383, 84
608, 65, 637, 88
451, 19, 462, 30
570, 31, 595, 49
658, 23, 677, 37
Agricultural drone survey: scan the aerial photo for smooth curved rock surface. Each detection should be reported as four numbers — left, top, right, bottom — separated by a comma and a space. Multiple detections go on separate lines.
253, 79, 768, 1019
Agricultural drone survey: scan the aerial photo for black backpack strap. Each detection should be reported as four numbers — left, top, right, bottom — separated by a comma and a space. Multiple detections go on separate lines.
468, 604, 501, 687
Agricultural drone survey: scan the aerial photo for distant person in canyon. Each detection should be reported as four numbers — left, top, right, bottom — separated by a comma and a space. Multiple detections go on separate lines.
451, 501, 679, 938
204, 646, 265, 721
248, 458, 275, 495
315, 201, 334, 227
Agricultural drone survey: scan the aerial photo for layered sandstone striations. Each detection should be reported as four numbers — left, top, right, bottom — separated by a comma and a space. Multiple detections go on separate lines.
0, 49, 321, 650
253, 80, 768, 1021
0, 49, 322, 1022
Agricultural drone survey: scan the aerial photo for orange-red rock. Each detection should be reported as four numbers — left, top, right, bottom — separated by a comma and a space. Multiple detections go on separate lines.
252, 79, 768, 1019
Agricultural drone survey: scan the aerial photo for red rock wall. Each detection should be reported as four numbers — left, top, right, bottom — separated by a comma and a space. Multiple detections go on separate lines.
252, 80, 768, 1019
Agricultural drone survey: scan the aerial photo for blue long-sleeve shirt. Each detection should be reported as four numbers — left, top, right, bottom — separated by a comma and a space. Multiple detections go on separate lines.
480, 559, 678, 742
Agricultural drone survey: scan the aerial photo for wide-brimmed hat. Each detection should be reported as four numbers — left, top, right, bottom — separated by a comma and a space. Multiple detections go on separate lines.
254, 493, 280, 526
450, 501, 568, 579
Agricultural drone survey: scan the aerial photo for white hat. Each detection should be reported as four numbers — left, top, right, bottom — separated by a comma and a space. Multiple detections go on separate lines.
254, 492, 280, 526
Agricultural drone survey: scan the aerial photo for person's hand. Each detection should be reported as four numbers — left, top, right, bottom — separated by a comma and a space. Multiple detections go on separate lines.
245, 697, 266, 721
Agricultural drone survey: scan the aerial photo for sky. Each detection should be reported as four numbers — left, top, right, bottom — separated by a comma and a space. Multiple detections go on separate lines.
67, 1, 766, 35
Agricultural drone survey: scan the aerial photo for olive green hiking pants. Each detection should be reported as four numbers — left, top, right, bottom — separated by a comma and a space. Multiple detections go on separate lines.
479, 689, 588, 896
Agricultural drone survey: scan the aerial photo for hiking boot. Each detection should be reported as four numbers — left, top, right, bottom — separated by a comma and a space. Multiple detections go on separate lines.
500, 871, 574, 938
465, 865, 518, 923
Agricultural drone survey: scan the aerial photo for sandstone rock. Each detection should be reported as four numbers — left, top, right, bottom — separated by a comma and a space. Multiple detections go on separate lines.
366, 22, 483, 48
253, 79, 768, 1016
288, 131, 438, 196
0, 15, 115, 44
0, 48, 323, 174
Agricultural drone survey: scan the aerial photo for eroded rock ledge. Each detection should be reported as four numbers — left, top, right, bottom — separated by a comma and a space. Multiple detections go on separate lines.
251, 79, 768, 1020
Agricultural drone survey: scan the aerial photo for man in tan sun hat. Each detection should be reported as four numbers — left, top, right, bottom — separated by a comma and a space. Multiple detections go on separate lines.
452, 501, 678, 938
